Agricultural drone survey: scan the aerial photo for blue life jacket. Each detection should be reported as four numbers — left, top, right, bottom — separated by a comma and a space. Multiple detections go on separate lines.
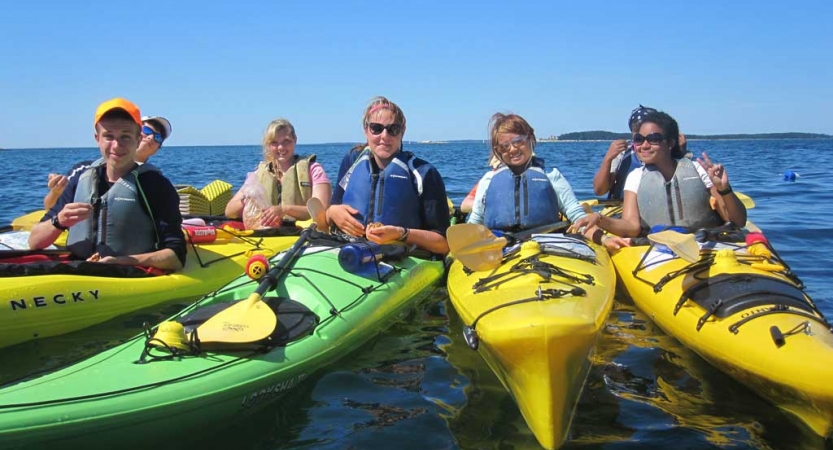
483, 157, 560, 231
338, 148, 422, 229
66, 159, 160, 259
609, 147, 642, 200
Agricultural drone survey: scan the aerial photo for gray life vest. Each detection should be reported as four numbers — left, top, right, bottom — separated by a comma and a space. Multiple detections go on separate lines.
636, 157, 723, 232
66, 159, 160, 259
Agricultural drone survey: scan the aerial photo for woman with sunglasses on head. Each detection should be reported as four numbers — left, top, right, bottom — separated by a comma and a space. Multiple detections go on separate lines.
225, 118, 332, 226
43, 116, 172, 210
327, 96, 450, 255
467, 113, 616, 245
570, 111, 746, 238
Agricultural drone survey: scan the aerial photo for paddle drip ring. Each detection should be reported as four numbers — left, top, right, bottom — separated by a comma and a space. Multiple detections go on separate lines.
246, 254, 270, 280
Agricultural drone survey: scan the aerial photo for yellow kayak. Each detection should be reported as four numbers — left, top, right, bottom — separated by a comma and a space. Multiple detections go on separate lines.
447, 228, 616, 449
612, 229, 833, 438
0, 225, 302, 349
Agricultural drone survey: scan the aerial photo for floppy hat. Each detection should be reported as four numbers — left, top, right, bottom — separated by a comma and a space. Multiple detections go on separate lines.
94, 98, 141, 126
142, 116, 173, 141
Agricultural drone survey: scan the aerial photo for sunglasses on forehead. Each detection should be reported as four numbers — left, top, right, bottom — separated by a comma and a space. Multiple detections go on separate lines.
632, 132, 665, 145
142, 126, 164, 144
367, 122, 403, 137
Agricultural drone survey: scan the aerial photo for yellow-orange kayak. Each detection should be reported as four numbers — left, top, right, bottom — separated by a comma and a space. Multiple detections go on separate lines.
0, 225, 301, 349
612, 228, 833, 438
447, 233, 616, 449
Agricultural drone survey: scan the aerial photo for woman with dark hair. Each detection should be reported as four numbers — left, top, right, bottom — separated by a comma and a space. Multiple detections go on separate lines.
571, 110, 746, 237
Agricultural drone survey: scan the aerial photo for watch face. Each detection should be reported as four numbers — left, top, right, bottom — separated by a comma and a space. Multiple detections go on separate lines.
52, 215, 67, 230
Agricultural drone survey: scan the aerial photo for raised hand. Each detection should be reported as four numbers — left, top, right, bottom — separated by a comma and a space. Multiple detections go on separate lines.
697, 152, 729, 191
604, 139, 629, 162
57, 202, 94, 228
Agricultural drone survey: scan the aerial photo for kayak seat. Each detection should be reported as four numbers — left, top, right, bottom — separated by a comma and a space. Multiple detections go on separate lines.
179, 296, 319, 346
680, 273, 813, 319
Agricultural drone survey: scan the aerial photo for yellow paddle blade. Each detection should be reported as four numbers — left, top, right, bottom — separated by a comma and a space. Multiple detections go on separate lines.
447, 223, 508, 272
648, 230, 701, 263
196, 292, 277, 344
11, 210, 46, 231
580, 199, 599, 211
453, 237, 508, 272
735, 191, 755, 209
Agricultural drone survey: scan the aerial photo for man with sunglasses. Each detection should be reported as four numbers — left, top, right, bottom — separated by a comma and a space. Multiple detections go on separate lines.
30, 98, 186, 271
42, 116, 173, 210
137, 115, 172, 163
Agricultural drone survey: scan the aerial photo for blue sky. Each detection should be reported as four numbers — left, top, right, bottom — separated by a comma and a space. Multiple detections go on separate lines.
1, 1, 831, 148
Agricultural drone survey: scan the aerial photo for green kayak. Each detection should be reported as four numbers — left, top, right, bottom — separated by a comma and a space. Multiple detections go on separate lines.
0, 230, 446, 449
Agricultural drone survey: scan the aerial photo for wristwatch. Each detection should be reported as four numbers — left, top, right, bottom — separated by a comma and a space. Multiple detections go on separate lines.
51, 215, 69, 231
397, 227, 410, 242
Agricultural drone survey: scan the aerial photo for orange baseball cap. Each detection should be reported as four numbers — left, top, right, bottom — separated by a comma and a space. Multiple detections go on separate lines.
94, 98, 142, 126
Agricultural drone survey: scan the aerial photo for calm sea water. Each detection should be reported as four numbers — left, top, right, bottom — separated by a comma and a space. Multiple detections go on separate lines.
2, 140, 832, 449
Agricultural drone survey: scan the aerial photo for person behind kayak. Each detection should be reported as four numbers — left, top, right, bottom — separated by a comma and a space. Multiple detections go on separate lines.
136, 115, 173, 163
570, 110, 746, 237
327, 96, 450, 255
29, 98, 186, 271
592, 104, 659, 200
43, 115, 173, 210
225, 118, 332, 226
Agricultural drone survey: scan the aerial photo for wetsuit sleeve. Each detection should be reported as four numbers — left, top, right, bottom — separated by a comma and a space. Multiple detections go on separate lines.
140, 172, 187, 266
547, 168, 586, 224
417, 164, 451, 236
331, 148, 360, 204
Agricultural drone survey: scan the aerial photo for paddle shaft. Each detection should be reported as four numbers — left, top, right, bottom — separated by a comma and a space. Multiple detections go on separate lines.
505, 221, 570, 243
0, 249, 71, 259
253, 225, 315, 296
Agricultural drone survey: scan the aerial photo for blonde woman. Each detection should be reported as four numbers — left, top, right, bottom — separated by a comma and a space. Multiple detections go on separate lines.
226, 118, 331, 225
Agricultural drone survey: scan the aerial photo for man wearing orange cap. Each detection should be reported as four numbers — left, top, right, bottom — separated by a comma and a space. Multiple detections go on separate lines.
29, 98, 186, 271
42, 114, 173, 210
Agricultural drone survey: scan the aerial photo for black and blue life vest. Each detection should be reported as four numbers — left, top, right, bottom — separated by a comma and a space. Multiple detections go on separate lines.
338, 148, 422, 229
609, 148, 642, 200
483, 157, 560, 231
66, 159, 160, 259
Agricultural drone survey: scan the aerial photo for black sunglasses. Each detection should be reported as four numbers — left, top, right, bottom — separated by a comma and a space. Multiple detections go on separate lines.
367, 122, 403, 137
633, 132, 665, 145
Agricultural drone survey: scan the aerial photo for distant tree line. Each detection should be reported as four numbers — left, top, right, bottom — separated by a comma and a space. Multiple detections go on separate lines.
557, 131, 832, 141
